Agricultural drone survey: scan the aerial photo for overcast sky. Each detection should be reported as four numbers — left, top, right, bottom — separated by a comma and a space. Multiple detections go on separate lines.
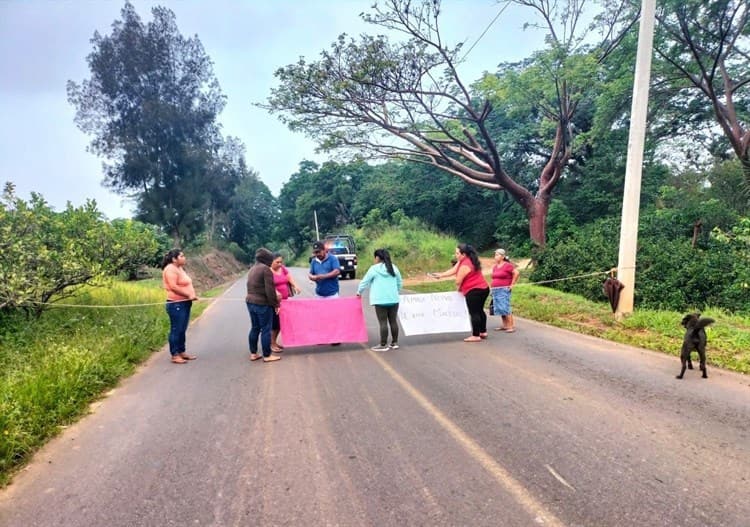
0, 0, 545, 219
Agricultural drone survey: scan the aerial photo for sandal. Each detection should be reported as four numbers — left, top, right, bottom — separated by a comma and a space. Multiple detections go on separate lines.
263, 355, 281, 363
171, 356, 187, 364
179, 353, 197, 360
494, 327, 508, 331
249, 354, 261, 361
504, 328, 516, 333
463, 336, 482, 342
479, 333, 488, 339
271, 346, 283, 353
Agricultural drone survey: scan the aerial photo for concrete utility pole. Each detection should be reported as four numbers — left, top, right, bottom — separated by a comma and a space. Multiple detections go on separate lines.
616, 0, 656, 319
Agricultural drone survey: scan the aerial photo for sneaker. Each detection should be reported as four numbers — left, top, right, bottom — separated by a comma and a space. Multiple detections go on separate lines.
371, 345, 390, 351
390, 343, 400, 349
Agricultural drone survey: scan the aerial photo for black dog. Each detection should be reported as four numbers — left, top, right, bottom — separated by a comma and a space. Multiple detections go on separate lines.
676, 313, 715, 379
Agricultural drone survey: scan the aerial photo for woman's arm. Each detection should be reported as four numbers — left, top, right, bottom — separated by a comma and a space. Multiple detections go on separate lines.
455, 264, 470, 288
429, 260, 460, 279
164, 267, 196, 299
287, 273, 301, 295
510, 267, 520, 288
356, 266, 375, 296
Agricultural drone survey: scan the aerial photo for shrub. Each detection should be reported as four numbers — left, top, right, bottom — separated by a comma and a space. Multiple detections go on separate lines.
532, 213, 750, 314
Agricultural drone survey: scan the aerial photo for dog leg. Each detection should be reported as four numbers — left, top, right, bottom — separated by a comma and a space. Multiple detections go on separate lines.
699, 350, 708, 379
676, 358, 687, 379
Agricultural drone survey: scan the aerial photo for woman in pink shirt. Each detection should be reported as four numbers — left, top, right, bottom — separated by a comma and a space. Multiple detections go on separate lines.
161, 249, 199, 364
270, 253, 300, 352
491, 248, 520, 332
430, 243, 490, 342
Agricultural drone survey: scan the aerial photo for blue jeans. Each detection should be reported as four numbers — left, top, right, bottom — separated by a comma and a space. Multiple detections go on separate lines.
166, 300, 192, 356
246, 303, 274, 357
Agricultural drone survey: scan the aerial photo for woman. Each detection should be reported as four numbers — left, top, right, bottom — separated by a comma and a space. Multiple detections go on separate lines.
246, 248, 281, 363
356, 249, 403, 351
161, 249, 199, 364
270, 252, 301, 352
430, 243, 490, 342
491, 248, 520, 332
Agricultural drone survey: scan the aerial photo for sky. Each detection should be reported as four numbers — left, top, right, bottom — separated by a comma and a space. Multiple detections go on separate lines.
0, 0, 546, 219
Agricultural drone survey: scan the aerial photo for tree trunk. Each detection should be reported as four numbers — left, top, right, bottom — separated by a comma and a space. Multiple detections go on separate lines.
171, 228, 181, 249
527, 197, 549, 250
691, 220, 702, 249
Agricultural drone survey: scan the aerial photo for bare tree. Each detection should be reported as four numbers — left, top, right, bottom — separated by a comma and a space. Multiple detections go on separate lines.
652, 0, 750, 185
264, 0, 634, 248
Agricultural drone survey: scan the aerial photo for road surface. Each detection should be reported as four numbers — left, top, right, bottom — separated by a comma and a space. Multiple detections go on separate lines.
1, 268, 749, 526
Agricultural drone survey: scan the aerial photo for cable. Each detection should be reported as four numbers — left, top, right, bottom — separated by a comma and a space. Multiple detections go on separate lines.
460, 1, 512, 62
4, 266, 634, 309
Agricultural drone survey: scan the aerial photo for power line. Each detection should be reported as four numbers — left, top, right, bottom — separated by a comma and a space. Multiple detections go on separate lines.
460, 1, 512, 62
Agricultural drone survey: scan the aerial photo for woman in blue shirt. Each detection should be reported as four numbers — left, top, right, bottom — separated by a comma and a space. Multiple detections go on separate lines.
357, 248, 403, 351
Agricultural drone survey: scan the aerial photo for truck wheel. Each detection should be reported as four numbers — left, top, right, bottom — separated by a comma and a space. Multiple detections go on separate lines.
349, 271, 356, 280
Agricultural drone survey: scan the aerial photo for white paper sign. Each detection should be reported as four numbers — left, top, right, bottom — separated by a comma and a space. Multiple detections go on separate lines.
397, 292, 471, 336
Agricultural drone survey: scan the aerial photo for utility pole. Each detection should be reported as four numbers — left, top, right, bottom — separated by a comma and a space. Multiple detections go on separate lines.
313, 210, 320, 241
616, 0, 656, 320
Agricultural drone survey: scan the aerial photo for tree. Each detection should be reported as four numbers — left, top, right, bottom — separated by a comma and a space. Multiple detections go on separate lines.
265, 0, 634, 248
205, 137, 249, 243
67, 2, 226, 245
275, 160, 367, 253
0, 183, 160, 316
352, 160, 507, 246
651, 0, 750, 187
226, 173, 278, 252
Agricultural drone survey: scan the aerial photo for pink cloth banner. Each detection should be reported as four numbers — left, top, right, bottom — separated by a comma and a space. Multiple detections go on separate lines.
279, 296, 368, 347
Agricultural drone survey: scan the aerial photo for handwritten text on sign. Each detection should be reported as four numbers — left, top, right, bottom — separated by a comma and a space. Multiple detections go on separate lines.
397, 292, 471, 336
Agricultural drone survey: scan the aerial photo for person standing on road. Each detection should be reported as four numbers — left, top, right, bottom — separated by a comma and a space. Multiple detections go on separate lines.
491, 248, 520, 333
245, 248, 281, 363
429, 243, 490, 342
308, 240, 340, 298
161, 249, 199, 364
357, 248, 403, 351
270, 252, 300, 352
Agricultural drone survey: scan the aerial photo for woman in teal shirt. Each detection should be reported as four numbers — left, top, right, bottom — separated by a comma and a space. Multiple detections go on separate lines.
357, 248, 403, 351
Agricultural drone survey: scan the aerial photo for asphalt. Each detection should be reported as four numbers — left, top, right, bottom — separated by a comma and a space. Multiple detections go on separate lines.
1, 268, 749, 526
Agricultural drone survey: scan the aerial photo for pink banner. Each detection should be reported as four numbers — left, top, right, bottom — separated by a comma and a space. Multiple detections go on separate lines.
279, 296, 368, 347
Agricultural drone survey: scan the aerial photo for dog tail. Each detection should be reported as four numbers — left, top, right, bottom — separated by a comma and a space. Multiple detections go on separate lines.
696, 317, 715, 329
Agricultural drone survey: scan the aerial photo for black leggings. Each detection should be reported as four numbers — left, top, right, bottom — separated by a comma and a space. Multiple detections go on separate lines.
374, 304, 399, 346
465, 288, 489, 336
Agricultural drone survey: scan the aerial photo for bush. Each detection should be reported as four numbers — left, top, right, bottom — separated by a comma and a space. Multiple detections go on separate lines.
0, 184, 162, 315
532, 213, 750, 314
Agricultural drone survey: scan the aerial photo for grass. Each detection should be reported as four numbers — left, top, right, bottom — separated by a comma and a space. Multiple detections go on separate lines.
0, 279, 211, 486
409, 272, 750, 375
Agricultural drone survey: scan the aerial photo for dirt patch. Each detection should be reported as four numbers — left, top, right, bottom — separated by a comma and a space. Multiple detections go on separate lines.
402, 257, 531, 287
184, 249, 246, 292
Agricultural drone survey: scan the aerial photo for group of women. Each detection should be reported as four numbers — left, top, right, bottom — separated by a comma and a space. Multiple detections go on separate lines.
160, 243, 520, 363
429, 244, 519, 341
244, 248, 301, 363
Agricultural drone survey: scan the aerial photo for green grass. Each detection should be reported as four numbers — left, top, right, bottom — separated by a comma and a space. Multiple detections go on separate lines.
358, 225, 458, 276
0, 279, 211, 486
409, 275, 750, 375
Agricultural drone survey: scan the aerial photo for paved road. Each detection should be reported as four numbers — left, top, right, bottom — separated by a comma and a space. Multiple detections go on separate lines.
1, 268, 749, 526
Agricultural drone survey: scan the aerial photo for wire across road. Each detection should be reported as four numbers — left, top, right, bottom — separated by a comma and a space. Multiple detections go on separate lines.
1, 268, 749, 526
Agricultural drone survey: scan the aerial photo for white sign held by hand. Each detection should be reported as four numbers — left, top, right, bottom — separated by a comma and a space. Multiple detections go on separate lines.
397, 292, 471, 336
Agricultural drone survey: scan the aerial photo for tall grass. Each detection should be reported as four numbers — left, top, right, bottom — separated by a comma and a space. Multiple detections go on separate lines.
0, 280, 209, 486
357, 222, 458, 276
